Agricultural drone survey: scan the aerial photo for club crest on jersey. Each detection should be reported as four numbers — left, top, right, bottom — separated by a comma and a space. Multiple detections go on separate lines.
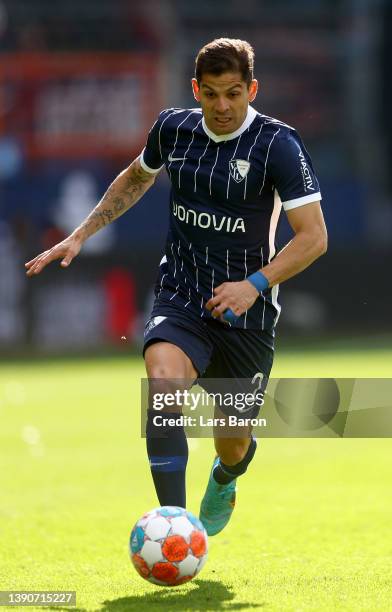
229, 159, 250, 183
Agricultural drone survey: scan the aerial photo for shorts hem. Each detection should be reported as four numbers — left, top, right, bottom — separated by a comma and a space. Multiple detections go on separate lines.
143, 334, 207, 378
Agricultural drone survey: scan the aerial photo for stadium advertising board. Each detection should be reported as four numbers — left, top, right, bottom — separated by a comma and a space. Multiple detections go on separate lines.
0, 52, 160, 158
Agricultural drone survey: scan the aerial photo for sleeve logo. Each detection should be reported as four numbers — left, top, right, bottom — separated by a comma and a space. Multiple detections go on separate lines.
298, 150, 315, 191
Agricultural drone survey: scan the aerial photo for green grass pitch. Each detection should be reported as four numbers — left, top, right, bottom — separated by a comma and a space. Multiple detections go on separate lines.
1, 341, 392, 611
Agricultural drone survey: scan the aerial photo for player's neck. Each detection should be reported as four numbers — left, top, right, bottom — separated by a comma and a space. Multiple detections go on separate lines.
202, 106, 257, 143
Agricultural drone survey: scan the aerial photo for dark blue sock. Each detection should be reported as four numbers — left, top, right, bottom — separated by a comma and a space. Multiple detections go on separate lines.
213, 437, 257, 484
146, 409, 188, 508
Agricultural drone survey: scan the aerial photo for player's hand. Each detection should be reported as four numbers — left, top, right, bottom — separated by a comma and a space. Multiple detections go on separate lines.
205, 280, 259, 322
25, 234, 84, 277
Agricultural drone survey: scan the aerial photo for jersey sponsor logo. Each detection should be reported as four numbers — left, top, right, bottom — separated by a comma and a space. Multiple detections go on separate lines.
298, 150, 315, 191
173, 202, 246, 233
229, 159, 251, 183
168, 154, 188, 162
144, 316, 167, 336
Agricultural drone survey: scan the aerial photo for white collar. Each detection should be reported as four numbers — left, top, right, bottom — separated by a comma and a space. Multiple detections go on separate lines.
201, 105, 257, 143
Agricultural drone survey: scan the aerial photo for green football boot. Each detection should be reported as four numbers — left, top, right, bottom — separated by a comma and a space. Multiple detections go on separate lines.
199, 457, 237, 536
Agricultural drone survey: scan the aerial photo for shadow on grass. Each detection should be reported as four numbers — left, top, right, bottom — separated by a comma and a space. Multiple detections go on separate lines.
101, 579, 264, 611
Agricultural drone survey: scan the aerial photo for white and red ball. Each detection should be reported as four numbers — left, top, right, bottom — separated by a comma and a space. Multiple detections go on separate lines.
129, 506, 208, 586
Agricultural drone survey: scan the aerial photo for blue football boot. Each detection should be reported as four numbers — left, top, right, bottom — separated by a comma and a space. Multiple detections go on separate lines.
199, 457, 237, 536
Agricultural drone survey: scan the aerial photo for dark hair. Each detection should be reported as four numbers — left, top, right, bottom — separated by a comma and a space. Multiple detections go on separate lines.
195, 38, 254, 87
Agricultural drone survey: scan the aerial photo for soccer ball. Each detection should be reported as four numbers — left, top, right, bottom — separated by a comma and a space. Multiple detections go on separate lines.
129, 506, 208, 586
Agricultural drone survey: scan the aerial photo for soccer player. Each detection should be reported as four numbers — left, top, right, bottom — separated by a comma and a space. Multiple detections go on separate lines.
25, 38, 327, 536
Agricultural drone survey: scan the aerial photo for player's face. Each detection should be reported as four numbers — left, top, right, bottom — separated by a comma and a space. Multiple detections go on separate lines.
192, 72, 258, 135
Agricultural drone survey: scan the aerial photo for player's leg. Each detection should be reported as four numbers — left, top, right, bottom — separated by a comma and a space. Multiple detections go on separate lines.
214, 418, 253, 464
199, 321, 273, 534
200, 411, 257, 535
144, 340, 198, 509
213, 419, 257, 483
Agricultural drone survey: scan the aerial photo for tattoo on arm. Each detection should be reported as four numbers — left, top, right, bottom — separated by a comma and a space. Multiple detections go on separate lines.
75, 159, 155, 240
114, 197, 125, 213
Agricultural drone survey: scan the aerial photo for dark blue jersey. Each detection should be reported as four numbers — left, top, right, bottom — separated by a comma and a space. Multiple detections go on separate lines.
140, 106, 321, 333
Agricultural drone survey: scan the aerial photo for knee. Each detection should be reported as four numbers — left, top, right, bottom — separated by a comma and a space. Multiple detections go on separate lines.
145, 342, 196, 381
148, 363, 179, 380
145, 344, 196, 413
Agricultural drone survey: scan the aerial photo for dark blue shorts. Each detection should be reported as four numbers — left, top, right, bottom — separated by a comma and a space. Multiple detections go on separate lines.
143, 300, 274, 418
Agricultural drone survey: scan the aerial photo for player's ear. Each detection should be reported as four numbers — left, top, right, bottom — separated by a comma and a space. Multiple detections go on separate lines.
248, 79, 258, 103
192, 78, 201, 102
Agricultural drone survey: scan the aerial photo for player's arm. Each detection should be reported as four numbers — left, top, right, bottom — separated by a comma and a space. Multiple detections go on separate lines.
206, 202, 327, 320
258, 200, 327, 286
25, 157, 157, 276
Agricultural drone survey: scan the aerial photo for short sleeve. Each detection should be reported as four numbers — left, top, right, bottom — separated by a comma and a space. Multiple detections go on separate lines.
139, 110, 169, 174
268, 128, 322, 211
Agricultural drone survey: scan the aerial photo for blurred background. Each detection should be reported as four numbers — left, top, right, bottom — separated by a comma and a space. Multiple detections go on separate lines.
0, 0, 391, 356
